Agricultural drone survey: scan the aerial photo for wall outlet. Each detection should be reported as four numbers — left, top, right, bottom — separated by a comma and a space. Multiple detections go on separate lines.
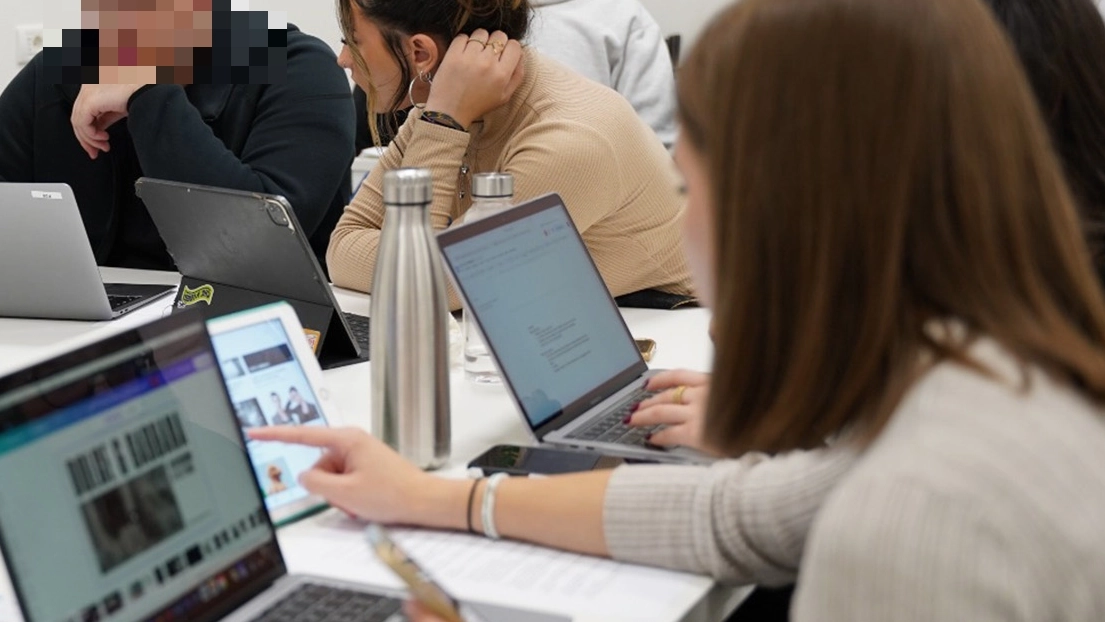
16, 24, 44, 66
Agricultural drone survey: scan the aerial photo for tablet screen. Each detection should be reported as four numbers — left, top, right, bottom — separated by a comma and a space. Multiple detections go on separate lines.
208, 318, 327, 517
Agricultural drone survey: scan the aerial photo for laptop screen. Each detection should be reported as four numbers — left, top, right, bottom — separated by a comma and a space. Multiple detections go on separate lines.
0, 314, 284, 622
439, 195, 642, 429
209, 317, 328, 513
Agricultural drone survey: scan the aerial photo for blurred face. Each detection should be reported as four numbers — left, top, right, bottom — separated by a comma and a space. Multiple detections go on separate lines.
82, 0, 212, 83
675, 136, 717, 309
337, 3, 408, 108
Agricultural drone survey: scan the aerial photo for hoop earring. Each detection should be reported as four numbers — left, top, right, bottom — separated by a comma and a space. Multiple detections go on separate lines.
407, 71, 433, 110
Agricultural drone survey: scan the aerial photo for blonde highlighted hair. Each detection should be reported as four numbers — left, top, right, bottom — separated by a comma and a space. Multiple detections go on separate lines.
338, 0, 530, 145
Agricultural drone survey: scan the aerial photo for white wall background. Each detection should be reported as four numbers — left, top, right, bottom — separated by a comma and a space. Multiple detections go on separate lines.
0, 0, 731, 89
0, 0, 52, 89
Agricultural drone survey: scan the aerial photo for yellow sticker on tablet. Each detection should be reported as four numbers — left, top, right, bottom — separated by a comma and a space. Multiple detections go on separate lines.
178, 284, 214, 307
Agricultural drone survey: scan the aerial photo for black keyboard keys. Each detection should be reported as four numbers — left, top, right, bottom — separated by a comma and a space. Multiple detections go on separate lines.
568, 387, 661, 447
107, 294, 142, 310
253, 583, 401, 622
344, 313, 371, 351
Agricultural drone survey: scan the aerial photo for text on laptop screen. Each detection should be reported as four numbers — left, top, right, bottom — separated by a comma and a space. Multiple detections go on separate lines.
441, 201, 641, 428
0, 319, 280, 622
209, 318, 327, 513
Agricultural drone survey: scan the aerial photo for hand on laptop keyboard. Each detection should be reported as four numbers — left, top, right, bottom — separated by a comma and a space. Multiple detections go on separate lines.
625, 370, 714, 454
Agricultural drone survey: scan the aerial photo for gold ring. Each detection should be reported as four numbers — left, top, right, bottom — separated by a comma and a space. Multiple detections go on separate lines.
671, 385, 687, 405
468, 38, 488, 48
488, 40, 506, 55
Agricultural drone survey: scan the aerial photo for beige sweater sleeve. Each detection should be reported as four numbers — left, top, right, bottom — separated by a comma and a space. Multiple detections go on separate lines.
792, 477, 1044, 621
602, 447, 856, 586
329, 117, 650, 306
327, 115, 471, 294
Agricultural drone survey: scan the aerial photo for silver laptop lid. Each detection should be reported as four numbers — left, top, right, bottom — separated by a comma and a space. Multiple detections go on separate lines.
436, 194, 648, 438
0, 183, 113, 320
0, 313, 286, 622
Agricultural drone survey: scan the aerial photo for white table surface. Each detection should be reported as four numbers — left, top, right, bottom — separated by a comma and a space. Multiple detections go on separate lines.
0, 268, 746, 622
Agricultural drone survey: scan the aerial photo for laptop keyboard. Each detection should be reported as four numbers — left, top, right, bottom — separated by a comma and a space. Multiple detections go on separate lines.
344, 313, 371, 352
252, 583, 401, 622
566, 387, 662, 447
107, 294, 143, 310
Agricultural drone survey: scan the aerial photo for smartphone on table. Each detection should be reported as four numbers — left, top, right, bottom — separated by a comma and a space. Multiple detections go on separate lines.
468, 444, 659, 477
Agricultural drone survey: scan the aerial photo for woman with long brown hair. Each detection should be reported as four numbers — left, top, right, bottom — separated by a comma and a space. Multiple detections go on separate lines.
257, 0, 1105, 617
327, 0, 694, 309
629, 0, 1105, 454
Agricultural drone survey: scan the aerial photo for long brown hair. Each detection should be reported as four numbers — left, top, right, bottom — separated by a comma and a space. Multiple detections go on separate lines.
339, 0, 530, 144
678, 0, 1105, 456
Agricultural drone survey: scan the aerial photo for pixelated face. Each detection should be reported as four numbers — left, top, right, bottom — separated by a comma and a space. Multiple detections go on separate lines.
82, 0, 212, 82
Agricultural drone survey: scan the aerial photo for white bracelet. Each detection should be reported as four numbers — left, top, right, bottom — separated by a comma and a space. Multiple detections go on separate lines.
480, 472, 508, 540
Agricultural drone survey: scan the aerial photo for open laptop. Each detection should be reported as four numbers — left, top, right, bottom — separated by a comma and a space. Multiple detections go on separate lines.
0, 312, 556, 622
133, 178, 369, 369
437, 193, 710, 464
0, 183, 175, 320
207, 302, 342, 527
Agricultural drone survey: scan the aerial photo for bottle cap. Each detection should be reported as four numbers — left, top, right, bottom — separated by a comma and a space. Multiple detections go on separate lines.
383, 168, 433, 205
471, 172, 514, 199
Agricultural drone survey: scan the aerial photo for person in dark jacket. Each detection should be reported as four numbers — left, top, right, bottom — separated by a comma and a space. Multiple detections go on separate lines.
0, 11, 355, 272
979, 0, 1105, 281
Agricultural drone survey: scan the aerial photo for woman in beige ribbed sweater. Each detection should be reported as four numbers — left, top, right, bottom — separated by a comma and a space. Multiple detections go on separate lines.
257, 0, 1105, 619
327, 0, 692, 308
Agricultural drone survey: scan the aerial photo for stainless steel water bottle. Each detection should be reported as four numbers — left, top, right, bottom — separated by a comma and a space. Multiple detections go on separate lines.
461, 173, 514, 384
370, 168, 451, 469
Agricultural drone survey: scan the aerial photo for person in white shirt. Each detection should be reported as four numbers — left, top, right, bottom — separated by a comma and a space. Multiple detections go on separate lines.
527, 0, 677, 150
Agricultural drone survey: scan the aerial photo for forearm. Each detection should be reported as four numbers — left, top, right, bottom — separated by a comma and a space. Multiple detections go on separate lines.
328, 115, 470, 298
327, 225, 382, 293
605, 450, 856, 584
128, 86, 255, 184
128, 85, 354, 236
416, 471, 612, 557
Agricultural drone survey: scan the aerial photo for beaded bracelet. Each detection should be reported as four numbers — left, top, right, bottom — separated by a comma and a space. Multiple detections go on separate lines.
465, 478, 481, 534
421, 110, 467, 132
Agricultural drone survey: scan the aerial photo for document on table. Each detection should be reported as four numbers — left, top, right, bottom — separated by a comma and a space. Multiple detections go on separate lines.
277, 511, 714, 622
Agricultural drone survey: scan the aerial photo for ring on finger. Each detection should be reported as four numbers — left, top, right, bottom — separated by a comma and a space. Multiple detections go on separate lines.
468, 37, 489, 48
671, 385, 687, 405
487, 40, 506, 55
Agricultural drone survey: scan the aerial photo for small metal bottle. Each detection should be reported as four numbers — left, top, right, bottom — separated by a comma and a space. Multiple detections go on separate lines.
461, 173, 515, 384
370, 168, 451, 469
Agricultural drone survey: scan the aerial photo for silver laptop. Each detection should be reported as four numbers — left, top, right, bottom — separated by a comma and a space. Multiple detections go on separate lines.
0, 312, 556, 622
0, 183, 174, 320
437, 193, 710, 464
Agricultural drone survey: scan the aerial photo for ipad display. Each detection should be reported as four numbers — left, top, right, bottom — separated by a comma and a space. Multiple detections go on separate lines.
207, 304, 338, 525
